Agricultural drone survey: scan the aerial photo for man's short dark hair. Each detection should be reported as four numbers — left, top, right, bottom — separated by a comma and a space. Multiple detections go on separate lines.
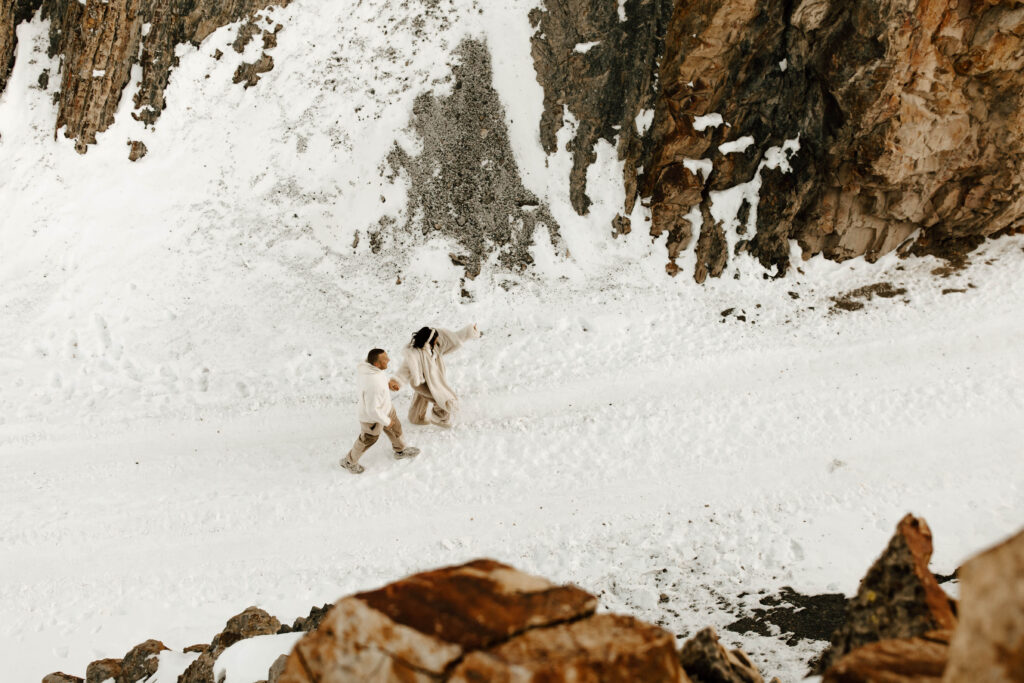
367, 348, 386, 364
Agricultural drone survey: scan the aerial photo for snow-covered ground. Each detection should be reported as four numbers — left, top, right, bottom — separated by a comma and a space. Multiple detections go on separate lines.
1, 0, 1023, 681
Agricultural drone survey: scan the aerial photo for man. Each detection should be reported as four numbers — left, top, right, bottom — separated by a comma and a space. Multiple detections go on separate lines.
396, 324, 480, 428
340, 348, 420, 474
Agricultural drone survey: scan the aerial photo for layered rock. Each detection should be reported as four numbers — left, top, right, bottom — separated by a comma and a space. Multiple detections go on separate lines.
529, 0, 673, 217
0, 0, 289, 152
822, 630, 951, 683
943, 528, 1024, 683
816, 514, 957, 672
643, 0, 1024, 278
279, 558, 689, 682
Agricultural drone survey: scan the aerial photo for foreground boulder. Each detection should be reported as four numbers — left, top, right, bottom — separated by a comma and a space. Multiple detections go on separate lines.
41, 674, 83, 683
84, 658, 122, 683
121, 639, 168, 682
943, 528, 1024, 683
179, 606, 281, 683
822, 630, 951, 683
679, 626, 772, 683
279, 558, 687, 682
817, 514, 957, 671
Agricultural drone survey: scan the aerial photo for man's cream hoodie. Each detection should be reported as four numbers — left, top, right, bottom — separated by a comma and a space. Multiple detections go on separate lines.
355, 362, 392, 425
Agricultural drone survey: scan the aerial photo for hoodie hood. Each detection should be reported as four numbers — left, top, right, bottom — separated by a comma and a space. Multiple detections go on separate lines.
358, 361, 384, 377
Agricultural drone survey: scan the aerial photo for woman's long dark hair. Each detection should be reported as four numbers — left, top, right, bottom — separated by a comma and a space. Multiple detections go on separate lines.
411, 326, 435, 349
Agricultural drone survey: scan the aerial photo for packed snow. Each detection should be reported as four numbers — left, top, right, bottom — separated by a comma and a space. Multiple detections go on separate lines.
1, 1, 1022, 682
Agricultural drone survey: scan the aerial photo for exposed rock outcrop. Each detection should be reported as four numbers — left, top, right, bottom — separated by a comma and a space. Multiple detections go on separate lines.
120, 639, 168, 682
279, 558, 690, 682
84, 658, 122, 683
643, 0, 1024, 278
0, 0, 290, 152
41, 674, 83, 683
823, 630, 951, 683
679, 626, 770, 683
389, 40, 560, 275
179, 606, 281, 683
816, 514, 957, 672
530, 0, 1024, 278
943, 528, 1024, 683
529, 0, 673, 217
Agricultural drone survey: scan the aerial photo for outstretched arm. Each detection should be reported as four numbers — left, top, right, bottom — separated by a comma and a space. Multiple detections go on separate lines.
434, 324, 481, 356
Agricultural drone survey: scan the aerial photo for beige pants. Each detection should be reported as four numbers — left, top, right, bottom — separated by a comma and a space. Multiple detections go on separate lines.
345, 407, 407, 464
409, 383, 452, 427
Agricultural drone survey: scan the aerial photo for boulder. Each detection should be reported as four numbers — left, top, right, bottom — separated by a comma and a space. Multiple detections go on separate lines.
678, 626, 766, 683
267, 654, 288, 683
823, 630, 951, 683
84, 658, 122, 683
277, 604, 334, 634
450, 614, 688, 682
817, 515, 956, 672
41, 674, 83, 683
179, 606, 281, 683
943, 528, 1024, 683
279, 559, 599, 681
120, 639, 168, 682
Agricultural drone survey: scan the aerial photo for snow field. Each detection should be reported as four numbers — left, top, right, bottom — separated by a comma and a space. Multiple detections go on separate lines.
1, 236, 1022, 681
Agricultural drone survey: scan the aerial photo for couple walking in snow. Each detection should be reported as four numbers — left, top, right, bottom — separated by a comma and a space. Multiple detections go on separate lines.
340, 323, 481, 474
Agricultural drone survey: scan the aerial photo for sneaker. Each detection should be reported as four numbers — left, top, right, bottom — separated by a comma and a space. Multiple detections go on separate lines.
394, 447, 420, 460
339, 457, 365, 474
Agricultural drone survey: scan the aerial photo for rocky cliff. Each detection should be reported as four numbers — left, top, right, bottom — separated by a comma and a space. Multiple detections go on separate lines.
1, 0, 285, 152
532, 0, 1024, 279
3, 0, 1022, 278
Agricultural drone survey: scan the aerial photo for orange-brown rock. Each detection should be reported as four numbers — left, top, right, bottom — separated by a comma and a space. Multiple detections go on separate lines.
47, 0, 142, 153
943, 528, 1024, 683
41, 674, 83, 683
179, 606, 281, 683
449, 614, 688, 682
0, 0, 291, 151
120, 638, 167, 682
678, 626, 767, 683
279, 559, 605, 681
823, 630, 951, 683
84, 658, 122, 683
643, 0, 1024, 279
817, 515, 957, 672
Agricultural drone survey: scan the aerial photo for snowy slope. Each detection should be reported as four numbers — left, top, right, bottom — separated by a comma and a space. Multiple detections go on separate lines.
1, 0, 1023, 681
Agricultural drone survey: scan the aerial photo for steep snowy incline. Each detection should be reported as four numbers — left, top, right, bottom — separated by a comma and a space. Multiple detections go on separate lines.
1, 237, 1022, 682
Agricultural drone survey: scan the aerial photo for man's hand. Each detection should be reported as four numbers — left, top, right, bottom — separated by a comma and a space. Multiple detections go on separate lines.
388, 379, 400, 391
387, 418, 396, 429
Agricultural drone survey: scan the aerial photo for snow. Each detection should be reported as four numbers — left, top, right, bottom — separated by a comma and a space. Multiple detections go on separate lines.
718, 135, 755, 155
618, 0, 628, 22
214, 632, 304, 683
1, 3, 1022, 683
693, 112, 724, 131
635, 108, 654, 135
574, 41, 600, 54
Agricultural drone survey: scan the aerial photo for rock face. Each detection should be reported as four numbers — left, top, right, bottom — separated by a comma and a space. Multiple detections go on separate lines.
279, 558, 687, 682
389, 40, 560, 276
531, 0, 1024, 278
644, 0, 1024, 278
817, 514, 957, 672
179, 606, 281, 683
529, 0, 673, 218
823, 630, 951, 683
943, 528, 1024, 683
41, 674, 83, 683
0, 0, 289, 153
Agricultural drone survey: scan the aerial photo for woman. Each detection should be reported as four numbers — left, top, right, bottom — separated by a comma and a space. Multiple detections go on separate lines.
396, 323, 480, 427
